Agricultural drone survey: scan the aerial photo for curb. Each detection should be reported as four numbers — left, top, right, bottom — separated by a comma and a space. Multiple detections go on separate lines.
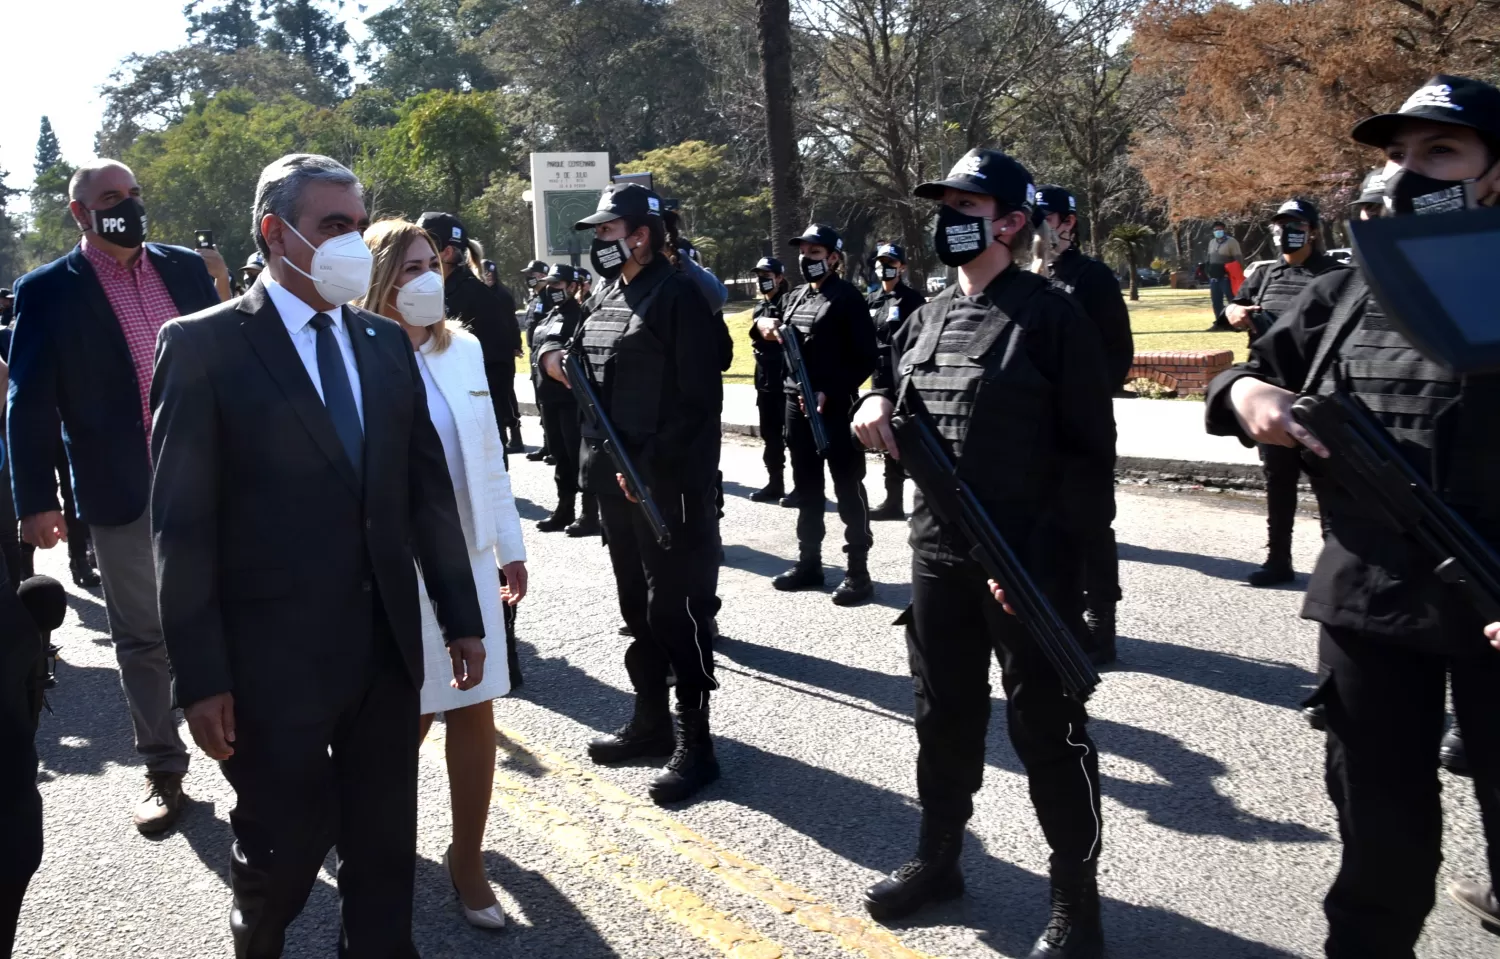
518, 403, 1278, 492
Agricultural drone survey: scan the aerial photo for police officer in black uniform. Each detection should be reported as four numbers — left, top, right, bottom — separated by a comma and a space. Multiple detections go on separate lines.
575, 267, 594, 312
537, 183, 728, 805
1032, 186, 1134, 662
754, 223, 879, 606
1350, 169, 1388, 222
864, 242, 926, 522
748, 257, 790, 502
417, 212, 525, 454
521, 259, 552, 462
532, 263, 600, 536
852, 149, 1112, 958
1207, 75, 1500, 957
1222, 199, 1349, 588
239, 251, 265, 297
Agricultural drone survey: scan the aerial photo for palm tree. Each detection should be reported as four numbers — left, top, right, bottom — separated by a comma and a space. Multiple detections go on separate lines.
758, 0, 802, 248
1106, 223, 1155, 301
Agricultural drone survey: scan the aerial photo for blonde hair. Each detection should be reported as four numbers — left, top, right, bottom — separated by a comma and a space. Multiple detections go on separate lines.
465, 237, 485, 275
359, 218, 452, 353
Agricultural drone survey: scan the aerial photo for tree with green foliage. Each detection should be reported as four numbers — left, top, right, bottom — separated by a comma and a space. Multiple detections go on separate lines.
359, 0, 498, 99
25, 161, 80, 269
383, 91, 512, 214
0, 159, 25, 283
619, 140, 769, 273
186, 0, 261, 51
261, 0, 353, 94
35, 118, 63, 178
1105, 223, 1154, 301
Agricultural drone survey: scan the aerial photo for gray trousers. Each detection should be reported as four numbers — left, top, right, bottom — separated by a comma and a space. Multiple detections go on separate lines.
90, 513, 189, 775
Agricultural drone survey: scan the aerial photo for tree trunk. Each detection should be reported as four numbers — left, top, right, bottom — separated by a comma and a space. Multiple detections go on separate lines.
1127, 255, 1140, 301
758, 0, 801, 252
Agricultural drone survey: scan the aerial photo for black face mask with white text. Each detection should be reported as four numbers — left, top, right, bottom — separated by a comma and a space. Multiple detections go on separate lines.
757, 275, 778, 294
879, 263, 899, 281
799, 255, 830, 284
1383, 167, 1484, 216
933, 205, 991, 266
1272, 223, 1308, 255
90, 196, 148, 249
591, 237, 632, 281
545, 287, 569, 308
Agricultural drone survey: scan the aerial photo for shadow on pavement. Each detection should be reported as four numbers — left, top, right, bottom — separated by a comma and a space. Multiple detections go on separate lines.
512, 496, 550, 523
714, 636, 1326, 844
517, 640, 1305, 958
64, 590, 110, 639
1112, 635, 1317, 711
34, 658, 141, 779
1118, 542, 1264, 582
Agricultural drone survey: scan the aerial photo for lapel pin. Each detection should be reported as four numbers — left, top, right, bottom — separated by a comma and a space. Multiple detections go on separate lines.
365, 327, 376, 337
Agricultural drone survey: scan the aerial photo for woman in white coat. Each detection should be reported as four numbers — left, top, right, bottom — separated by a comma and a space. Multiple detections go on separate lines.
359, 219, 528, 930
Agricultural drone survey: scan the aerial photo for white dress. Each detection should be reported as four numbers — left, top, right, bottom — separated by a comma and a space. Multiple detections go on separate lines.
412, 331, 527, 714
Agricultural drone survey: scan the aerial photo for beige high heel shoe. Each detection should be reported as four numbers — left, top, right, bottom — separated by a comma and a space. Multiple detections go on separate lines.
444, 847, 506, 929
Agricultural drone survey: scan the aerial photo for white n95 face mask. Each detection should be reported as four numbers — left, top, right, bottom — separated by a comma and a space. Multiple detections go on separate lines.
280, 219, 374, 306
395, 270, 446, 327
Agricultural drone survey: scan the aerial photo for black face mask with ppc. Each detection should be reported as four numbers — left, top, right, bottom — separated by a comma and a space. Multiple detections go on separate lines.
1272, 223, 1309, 255
591, 237, 632, 281
90, 196, 148, 249
933, 205, 992, 266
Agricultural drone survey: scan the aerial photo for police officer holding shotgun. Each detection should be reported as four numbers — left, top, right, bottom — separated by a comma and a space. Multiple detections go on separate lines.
537, 183, 728, 806
1206, 75, 1500, 957
851, 148, 1114, 958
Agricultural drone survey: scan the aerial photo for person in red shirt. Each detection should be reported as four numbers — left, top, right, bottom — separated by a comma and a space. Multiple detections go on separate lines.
7, 159, 226, 835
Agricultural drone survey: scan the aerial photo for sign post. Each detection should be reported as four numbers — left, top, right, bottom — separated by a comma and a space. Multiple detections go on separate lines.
529, 152, 611, 265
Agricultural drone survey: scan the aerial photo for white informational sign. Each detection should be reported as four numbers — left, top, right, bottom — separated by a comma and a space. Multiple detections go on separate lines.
529, 152, 611, 265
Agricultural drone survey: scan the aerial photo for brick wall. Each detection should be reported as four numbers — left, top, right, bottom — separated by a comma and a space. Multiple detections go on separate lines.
1128, 349, 1235, 395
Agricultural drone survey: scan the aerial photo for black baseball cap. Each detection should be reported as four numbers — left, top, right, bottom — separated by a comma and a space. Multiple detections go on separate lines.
1272, 198, 1320, 225
787, 223, 843, 251
0, 287, 11, 298
416, 212, 467, 249
576, 267, 592, 282
242, 251, 266, 271
914, 148, 1037, 213
874, 242, 906, 263
1352, 75, 1500, 148
543, 263, 577, 284
1354, 169, 1388, 207
575, 183, 664, 229
521, 259, 549, 275
1034, 185, 1077, 218
754, 256, 784, 274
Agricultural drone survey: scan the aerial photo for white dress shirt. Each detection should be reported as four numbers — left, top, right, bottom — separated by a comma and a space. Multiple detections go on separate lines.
264, 276, 365, 429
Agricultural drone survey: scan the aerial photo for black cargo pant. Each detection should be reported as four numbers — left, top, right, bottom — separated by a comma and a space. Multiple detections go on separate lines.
1260, 443, 1303, 560
1313, 625, 1500, 959
485, 362, 519, 435
598, 486, 720, 709
756, 389, 785, 480
541, 399, 582, 509
784, 392, 872, 559
905, 550, 1102, 883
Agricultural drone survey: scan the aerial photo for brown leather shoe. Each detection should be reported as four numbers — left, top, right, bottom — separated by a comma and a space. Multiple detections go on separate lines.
133, 772, 188, 835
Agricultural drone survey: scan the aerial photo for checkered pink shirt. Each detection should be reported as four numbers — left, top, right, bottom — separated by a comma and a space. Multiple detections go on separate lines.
82, 240, 181, 447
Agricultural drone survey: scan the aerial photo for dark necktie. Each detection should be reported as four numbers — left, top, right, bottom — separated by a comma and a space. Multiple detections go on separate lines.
308, 312, 364, 477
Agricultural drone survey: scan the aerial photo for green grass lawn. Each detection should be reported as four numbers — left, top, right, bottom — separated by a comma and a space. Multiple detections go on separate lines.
522, 287, 1244, 384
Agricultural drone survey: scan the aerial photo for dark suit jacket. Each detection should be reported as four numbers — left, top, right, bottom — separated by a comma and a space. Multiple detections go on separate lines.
149, 279, 485, 720
7, 243, 219, 525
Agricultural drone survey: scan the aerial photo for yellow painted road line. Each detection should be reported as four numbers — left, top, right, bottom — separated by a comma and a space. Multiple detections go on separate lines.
423, 728, 790, 959
490, 725, 940, 959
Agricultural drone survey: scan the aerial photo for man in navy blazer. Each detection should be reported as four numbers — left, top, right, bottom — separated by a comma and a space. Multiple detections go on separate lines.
6, 159, 226, 835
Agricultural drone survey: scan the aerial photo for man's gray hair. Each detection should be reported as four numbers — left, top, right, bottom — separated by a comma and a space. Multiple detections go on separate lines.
68, 159, 135, 203
252, 154, 362, 256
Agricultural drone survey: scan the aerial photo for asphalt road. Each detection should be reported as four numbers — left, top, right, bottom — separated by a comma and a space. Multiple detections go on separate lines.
13, 422, 1497, 959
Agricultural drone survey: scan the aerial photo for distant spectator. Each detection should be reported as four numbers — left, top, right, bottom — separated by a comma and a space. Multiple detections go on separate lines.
1204, 221, 1242, 331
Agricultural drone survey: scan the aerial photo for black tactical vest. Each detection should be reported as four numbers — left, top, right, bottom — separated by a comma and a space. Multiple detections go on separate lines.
897, 271, 1055, 509
781, 285, 830, 393
535, 300, 583, 404
576, 269, 672, 438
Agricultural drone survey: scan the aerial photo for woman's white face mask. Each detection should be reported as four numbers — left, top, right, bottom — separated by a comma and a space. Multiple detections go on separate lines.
394, 269, 446, 327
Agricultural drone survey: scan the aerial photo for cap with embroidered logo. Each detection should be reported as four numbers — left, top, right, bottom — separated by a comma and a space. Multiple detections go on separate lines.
1033, 185, 1077, 219
543, 263, 577, 284
574, 183, 664, 229
1273, 198, 1320, 225
521, 259, 549, 275
787, 223, 844, 251
1351, 74, 1500, 148
1353, 169, 1388, 208
754, 256, 785, 275
416, 212, 467, 249
873, 242, 906, 263
914, 148, 1036, 213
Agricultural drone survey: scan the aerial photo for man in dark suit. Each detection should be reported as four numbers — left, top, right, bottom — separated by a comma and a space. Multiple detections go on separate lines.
150, 153, 486, 958
6, 159, 225, 833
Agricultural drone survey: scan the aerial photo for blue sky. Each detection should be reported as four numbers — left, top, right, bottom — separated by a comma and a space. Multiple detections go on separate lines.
2, 0, 391, 214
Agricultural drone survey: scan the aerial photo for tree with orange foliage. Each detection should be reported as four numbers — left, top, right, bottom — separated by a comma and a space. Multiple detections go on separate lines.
1130, 0, 1500, 221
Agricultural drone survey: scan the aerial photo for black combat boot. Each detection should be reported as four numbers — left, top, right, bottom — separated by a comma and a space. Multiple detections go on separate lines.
1083, 605, 1117, 666
773, 554, 826, 591
779, 488, 813, 509
832, 553, 874, 606
1303, 704, 1326, 731
863, 816, 965, 920
869, 475, 905, 521
537, 497, 576, 533
648, 704, 720, 804
525, 447, 547, 462
1026, 875, 1104, 958
750, 474, 785, 503
566, 494, 601, 537
505, 425, 525, 454
70, 556, 101, 589
588, 688, 674, 764
1248, 529, 1295, 587
1441, 723, 1470, 777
